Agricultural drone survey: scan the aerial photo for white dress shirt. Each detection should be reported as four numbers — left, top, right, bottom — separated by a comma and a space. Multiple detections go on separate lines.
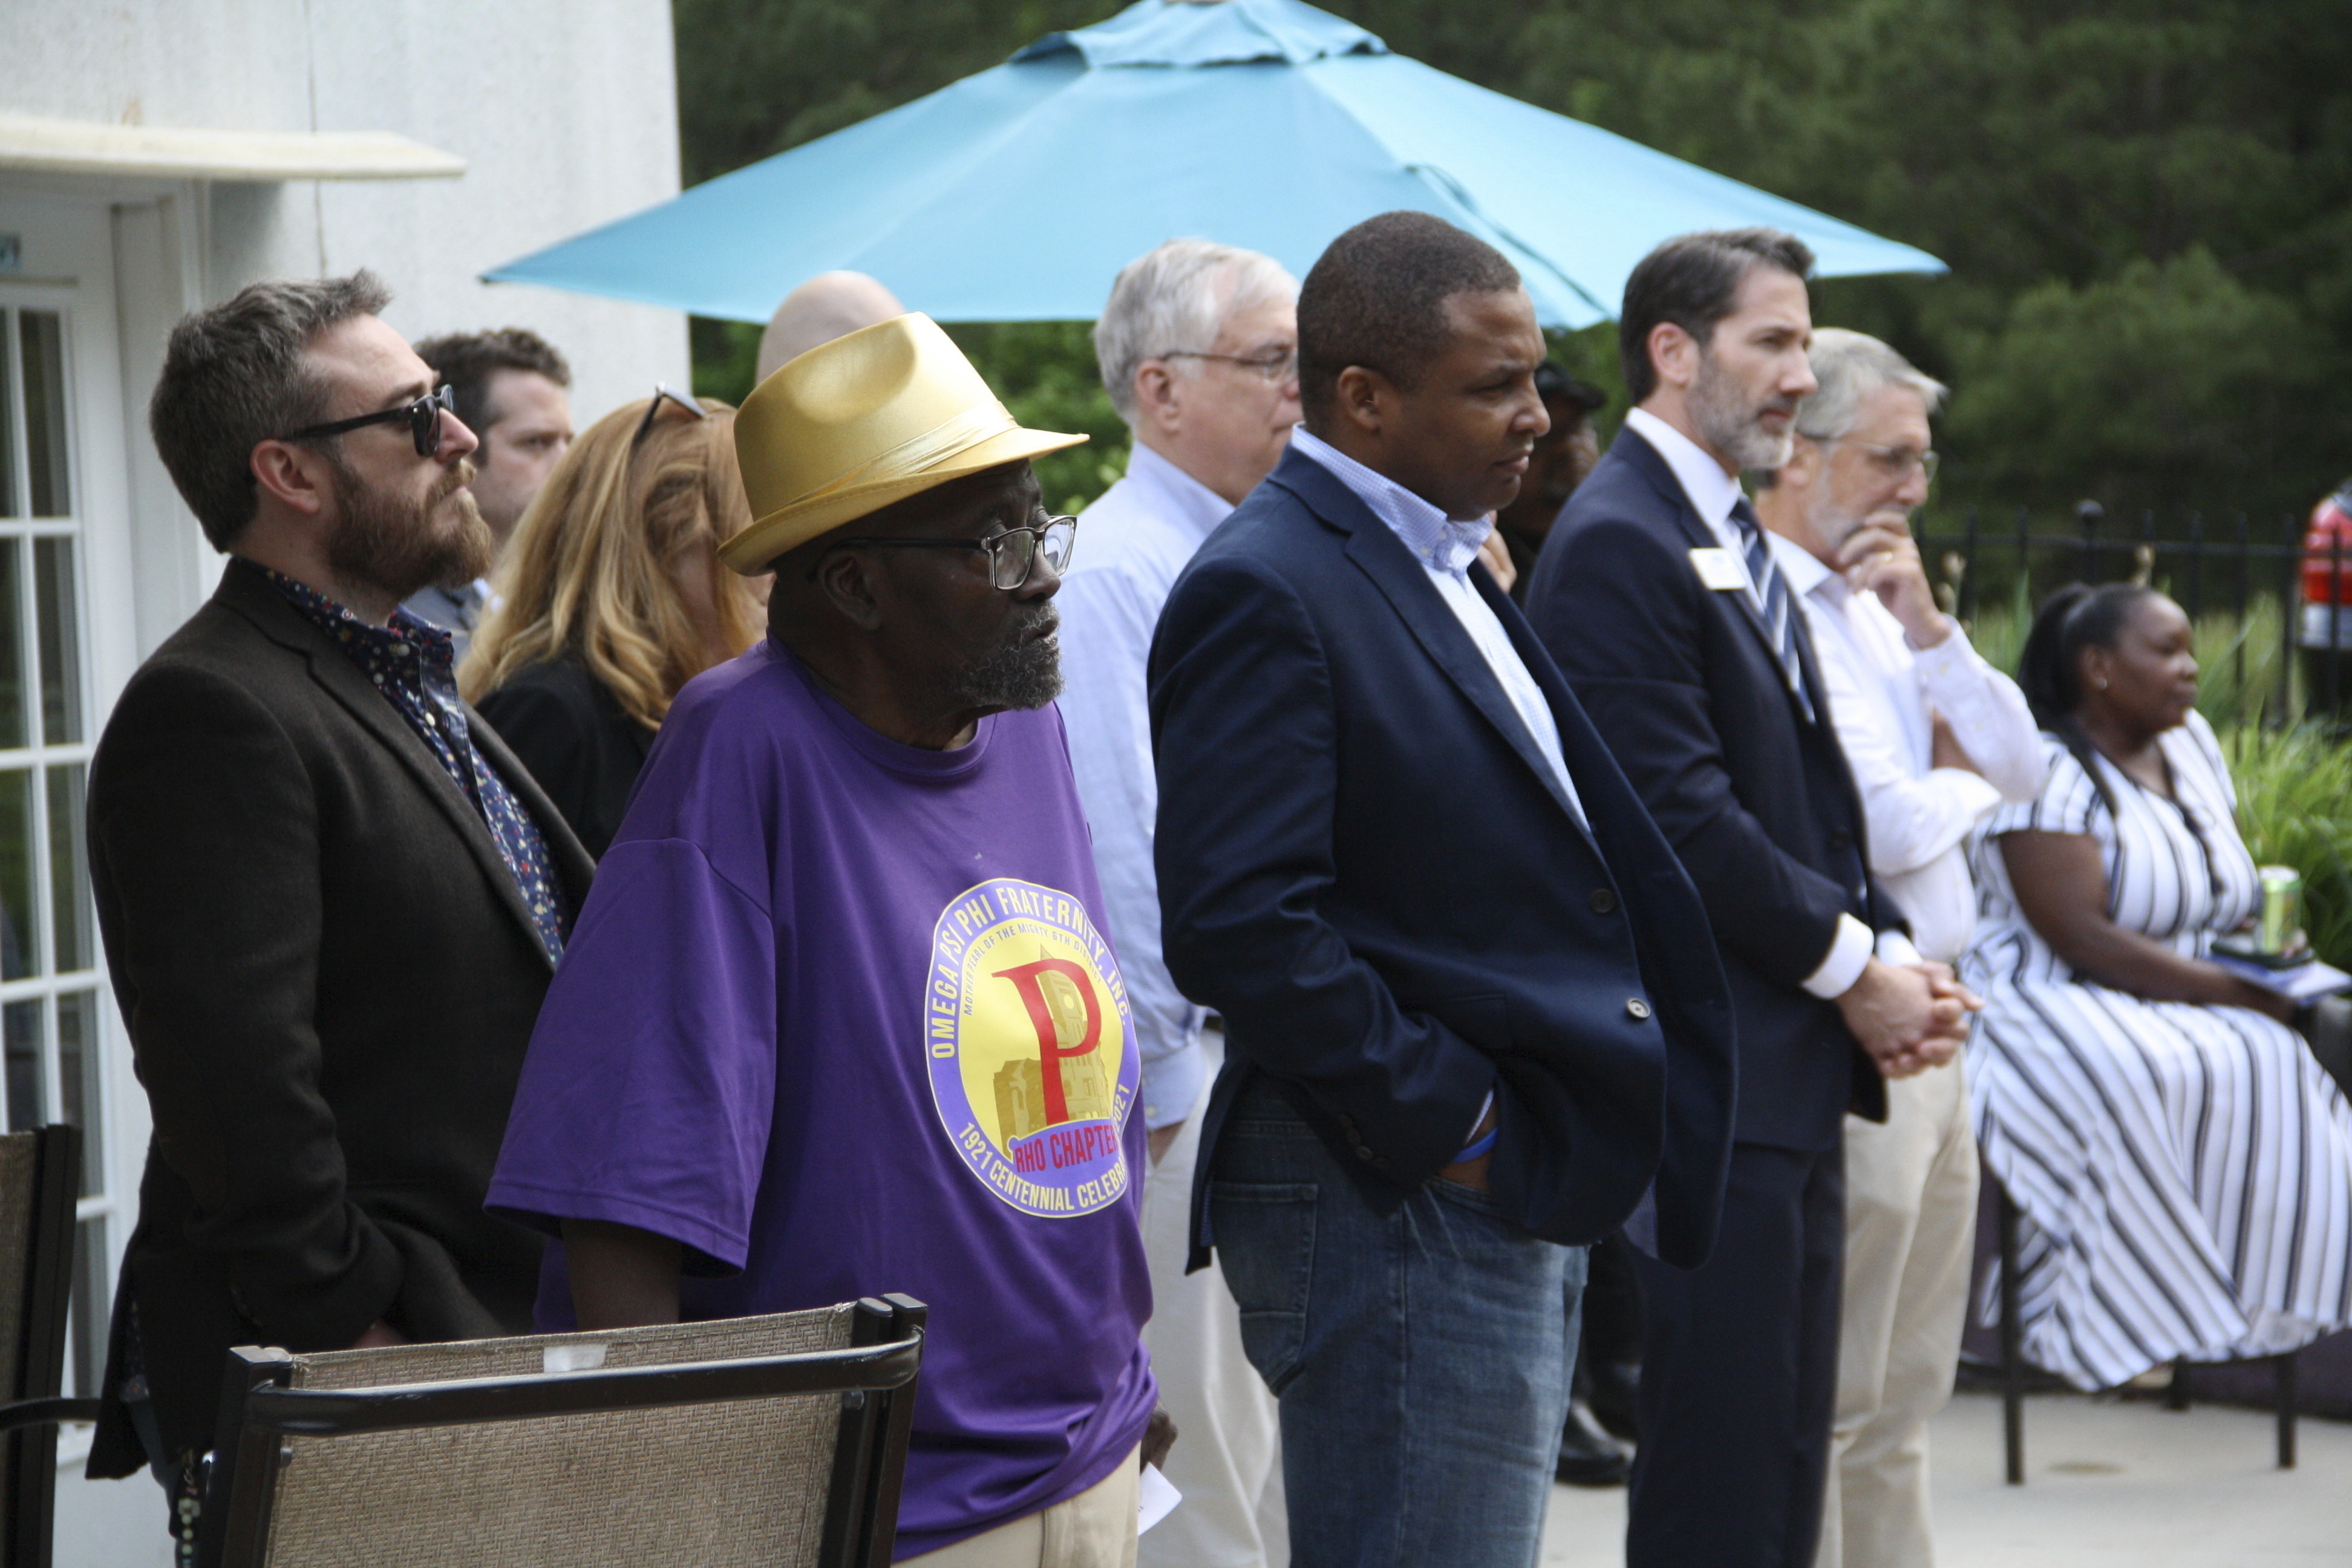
1057, 442, 1231, 1129
1769, 534, 2047, 962
1624, 407, 1754, 580
1618, 410, 1915, 995
1287, 426, 1587, 828
1289, 426, 1590, 1145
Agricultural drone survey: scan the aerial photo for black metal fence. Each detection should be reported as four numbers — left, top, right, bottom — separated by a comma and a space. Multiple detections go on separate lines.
1913, 502, 2350, 724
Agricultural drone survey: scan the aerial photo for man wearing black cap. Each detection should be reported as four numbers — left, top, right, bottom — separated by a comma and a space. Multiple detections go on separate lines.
1494, 362, 1606, 603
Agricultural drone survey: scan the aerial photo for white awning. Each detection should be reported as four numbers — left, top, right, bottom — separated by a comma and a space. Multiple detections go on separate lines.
0, 114, 465, 182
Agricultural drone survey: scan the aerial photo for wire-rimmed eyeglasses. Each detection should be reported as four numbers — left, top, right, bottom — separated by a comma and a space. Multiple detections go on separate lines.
635, 384, 710, 445
1160, 346, 1298, 386
1821, 437, 1939, 484
810, 515, 1079, 591
286, 385, 457, 457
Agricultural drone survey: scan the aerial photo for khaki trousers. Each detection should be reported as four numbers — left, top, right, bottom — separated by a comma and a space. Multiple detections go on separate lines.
900, 1446, 1142, 1568
1137, 1031, 1287, 1568
1815, 1058, 1978, 1568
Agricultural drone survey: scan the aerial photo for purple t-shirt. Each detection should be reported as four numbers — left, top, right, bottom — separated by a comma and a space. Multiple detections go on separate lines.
487, 638, 1156, 1558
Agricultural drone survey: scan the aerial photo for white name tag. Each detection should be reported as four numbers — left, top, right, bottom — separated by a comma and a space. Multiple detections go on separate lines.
1689, 547, 1746, 592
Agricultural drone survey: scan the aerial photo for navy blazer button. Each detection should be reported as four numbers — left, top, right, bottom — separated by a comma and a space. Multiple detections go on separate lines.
1625, 998, 1652, 1021
1589, 887, 1618, 915
1356, 1145, 1376, 1162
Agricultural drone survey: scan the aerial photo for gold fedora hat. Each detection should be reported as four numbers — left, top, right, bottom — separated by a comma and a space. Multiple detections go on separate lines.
720, 312, 1086, 574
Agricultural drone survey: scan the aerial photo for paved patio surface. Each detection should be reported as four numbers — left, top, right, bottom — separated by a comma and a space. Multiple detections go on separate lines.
56, 1386, 2351, 1565
1544, 1390, 2352, 1566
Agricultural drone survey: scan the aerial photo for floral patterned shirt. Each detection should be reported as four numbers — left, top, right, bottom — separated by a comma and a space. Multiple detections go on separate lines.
247, 560, 569, 962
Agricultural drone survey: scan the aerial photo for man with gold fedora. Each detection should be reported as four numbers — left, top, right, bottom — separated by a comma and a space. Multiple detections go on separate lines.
491, 313, 1168, 1566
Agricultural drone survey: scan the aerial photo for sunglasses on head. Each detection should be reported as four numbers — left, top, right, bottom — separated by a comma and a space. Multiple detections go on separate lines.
286, 385, 456, 458
635, 384, 710, 445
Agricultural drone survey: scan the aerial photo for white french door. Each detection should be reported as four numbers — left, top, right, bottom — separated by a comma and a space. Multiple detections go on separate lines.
0, 293, 110, 1400
0, 192, 150, 1414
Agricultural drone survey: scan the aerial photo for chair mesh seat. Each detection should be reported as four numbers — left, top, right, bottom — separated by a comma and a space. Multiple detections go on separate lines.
260, 1307, 856, 1568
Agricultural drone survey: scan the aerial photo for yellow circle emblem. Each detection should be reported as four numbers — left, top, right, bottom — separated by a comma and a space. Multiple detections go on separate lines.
925, 878, 1137, 1217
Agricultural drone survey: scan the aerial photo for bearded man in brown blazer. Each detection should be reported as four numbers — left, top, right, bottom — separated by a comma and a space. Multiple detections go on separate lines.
82, 273, 592, 1543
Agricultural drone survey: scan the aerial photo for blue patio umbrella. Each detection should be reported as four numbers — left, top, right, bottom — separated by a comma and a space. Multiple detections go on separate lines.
486, 0, 1941, 327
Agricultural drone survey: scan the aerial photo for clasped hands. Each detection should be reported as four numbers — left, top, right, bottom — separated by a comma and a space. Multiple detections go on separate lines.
1837, 956, 1980, 1079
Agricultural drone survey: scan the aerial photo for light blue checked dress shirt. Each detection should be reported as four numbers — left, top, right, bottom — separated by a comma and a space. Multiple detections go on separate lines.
1289, 427, 1591, 1148
1288, 426, 1586, 828
1057, 443, 1232, 1129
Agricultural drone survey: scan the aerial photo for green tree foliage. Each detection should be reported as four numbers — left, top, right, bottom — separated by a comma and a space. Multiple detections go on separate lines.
942, 322, 1133, 513
1945, 249, 2328, 514
673, 0, 1108, 186
671, 0, 2352, 521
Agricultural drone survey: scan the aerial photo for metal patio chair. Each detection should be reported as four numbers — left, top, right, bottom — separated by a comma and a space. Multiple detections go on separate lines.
0, 1126, 102, 1568
198, 1293, 925, 1568
1994, 1181, 2295, 1483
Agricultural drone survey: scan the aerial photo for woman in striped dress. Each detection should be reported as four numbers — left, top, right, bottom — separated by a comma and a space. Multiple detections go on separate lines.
1965, 583, 2352, 1388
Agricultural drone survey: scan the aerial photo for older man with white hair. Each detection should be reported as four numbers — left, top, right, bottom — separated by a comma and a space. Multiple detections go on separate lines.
1059, 238, 1299, 1568
1754, 328, 2043, 1568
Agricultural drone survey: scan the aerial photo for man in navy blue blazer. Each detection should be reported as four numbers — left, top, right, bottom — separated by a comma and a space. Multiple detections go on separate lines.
1524, 229, 1977, 1568
1149, 211, 1737, 1567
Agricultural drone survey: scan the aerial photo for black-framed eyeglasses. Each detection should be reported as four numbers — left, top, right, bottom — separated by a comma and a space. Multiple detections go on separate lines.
286, 385, 456, 457
635, 383, 709, 445
809, 515, 1079, 591
1160, 346, 1299, 386
1821, 436, 1939, 484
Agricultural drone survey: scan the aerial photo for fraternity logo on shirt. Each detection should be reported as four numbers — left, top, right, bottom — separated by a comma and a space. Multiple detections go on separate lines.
926, 878, 1138, 1218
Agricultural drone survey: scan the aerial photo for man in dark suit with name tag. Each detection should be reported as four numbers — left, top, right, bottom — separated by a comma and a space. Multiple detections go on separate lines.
1149, 211, 1736, 1567
1524, 229, 1976, 1568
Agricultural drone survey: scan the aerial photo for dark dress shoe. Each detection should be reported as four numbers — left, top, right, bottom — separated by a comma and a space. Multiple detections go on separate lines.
1587, 1359, 1640, 1442
1555, 1397, 1630, 1487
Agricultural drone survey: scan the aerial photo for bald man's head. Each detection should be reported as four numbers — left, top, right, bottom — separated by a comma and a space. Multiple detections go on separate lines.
756, 272, 907, 381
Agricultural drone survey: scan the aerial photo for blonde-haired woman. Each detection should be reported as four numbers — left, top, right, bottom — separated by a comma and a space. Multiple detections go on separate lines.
465, 388, 765, 855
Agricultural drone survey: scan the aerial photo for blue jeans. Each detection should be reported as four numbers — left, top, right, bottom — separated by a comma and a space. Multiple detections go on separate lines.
1209, 1080, 1581, 1568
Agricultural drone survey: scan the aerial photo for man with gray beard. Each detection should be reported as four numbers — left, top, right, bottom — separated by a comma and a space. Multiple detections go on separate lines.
87, 273, 592, 1549
489, 315, 1169, 1566
1525, 232, 1975, 1568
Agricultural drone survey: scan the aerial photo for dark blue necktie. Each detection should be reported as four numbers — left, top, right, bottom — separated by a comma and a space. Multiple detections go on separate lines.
1729, 497, 1815, 724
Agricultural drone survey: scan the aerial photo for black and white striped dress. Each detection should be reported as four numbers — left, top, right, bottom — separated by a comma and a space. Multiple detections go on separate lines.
1964, 711, 2352, 1389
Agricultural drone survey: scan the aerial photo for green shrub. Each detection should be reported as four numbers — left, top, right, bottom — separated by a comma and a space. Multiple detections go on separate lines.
1963, 590, 2291, 731
2190, 594, 2290, 733
2226, 725, 2352, 970
1958, 583, 2031, 684
1963, 592, 2352, 963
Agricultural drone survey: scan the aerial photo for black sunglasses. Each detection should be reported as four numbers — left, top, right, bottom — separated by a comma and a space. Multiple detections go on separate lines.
635, 384, 710, 445
287, 385, 456, 457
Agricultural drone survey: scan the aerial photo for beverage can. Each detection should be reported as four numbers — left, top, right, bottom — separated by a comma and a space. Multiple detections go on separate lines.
2258, 865, 2302, 956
